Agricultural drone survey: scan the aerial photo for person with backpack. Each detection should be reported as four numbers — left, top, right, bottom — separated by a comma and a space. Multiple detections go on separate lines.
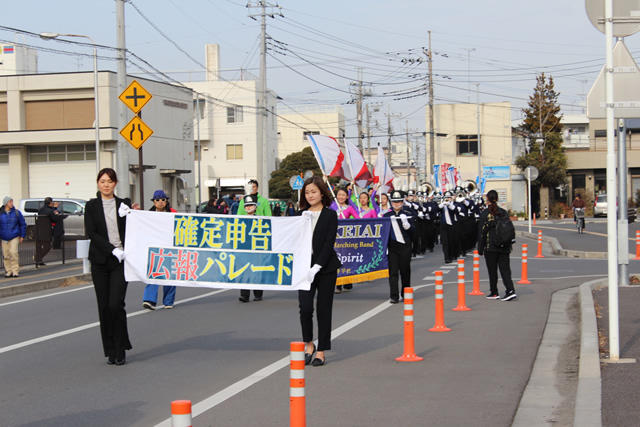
477, 190, 516, 301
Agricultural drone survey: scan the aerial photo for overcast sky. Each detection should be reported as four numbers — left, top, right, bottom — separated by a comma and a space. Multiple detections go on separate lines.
3, 0, 638, 143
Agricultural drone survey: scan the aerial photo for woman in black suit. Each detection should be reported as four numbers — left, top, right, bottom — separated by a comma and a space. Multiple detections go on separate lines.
84, 168, 133, 365
298, 176, 341, 366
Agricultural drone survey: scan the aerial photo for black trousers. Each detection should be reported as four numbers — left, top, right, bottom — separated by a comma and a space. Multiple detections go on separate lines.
440, 223, 459, 262
412, 221, 422, 255
91, 257, 132, 358
240, 289, 263, 299
298, 270, 337, 351
388, 240, 411, 300
484, 251, 515, 295
35, 239, 51, 263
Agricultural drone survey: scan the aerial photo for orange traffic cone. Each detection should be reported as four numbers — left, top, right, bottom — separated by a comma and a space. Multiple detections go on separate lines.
289, 342, 306, 427
429, 271, 451, 332
396, 287, 424, 362
452, 259, 471, 311
171, 400, 192, 427
517, 244, 531, 284
469, 250, 484, 295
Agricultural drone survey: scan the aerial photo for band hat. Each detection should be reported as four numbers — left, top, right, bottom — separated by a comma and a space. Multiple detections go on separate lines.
389, 191, 405, 202
151, 189, 170, 201
407, 190, 416, 196
444, 190, 453, 197
243, 194, 257, 206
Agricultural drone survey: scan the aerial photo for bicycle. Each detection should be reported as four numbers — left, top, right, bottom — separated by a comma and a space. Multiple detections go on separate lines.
575, 208, 585, 234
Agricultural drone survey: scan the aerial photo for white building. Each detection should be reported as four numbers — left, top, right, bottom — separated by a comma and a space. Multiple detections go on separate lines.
0, 44, 37, 76
184, 44, 278, 202
277, 105, 345, 162
426, 102, 522, 211
0, 71, 195, 210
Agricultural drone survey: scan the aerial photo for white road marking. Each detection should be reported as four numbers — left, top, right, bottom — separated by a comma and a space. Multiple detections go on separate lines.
423, 276, 437, 281
0, 285, 93, 307
155, 283, 434, 426
0, 288, 229, 355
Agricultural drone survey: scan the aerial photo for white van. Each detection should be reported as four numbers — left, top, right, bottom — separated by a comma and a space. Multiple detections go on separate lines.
19, 198, 87, 239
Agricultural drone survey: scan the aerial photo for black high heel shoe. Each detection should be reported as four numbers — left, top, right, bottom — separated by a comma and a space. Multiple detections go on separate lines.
311, 356, 325, 366
304, 344, 316, 365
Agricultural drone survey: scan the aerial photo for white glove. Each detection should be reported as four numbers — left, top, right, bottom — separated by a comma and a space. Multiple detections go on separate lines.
399, 213, 407, 222
307, 264, 322, 282
418, 211, 424, 218
118, 203, 131, 217
112, 247, 125, 263
399, 213, 410, 230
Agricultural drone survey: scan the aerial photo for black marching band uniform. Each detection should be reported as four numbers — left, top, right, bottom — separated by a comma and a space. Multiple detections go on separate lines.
384, 190, 415, 303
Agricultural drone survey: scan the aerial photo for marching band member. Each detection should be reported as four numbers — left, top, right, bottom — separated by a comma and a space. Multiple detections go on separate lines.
298, 176, 341, 367
238, 195, 264, 303
384, 190, 414, 304
330, 187, 358, 219
404, 190, 422, 258
423, 193, 439, 252
377, 193, 392, 217
357, 191, 378, 219
439, 190, 459, 264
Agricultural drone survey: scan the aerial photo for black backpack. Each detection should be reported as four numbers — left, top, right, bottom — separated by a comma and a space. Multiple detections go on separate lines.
490, 212, 515, 249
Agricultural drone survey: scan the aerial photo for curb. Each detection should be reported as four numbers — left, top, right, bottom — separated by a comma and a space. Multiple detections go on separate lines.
515, 231, 625, 259
574, 278, 606, 427
0, 273, 92, 298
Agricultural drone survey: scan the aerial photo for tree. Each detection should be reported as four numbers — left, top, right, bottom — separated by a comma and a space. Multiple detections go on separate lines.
268, 147, 322, 199
515, 73, 568, 211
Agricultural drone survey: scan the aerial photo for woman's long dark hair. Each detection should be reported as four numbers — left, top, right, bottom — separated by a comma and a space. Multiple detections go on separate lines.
486, 189, 499, 215
97, 168, 118, 183
299, 176, 332, 210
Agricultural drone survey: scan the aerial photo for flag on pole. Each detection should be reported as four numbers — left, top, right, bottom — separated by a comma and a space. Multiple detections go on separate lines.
434, 165, 440, 190
373, 145, 394, 193
344, 140, 372, 187
306, 135, 346, 178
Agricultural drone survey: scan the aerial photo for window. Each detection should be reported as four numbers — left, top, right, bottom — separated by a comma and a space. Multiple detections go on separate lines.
571, 174, 586, 191
0, 148, 7, 164
28, 144, 96, 162
456, 135, 478, 156
25, 99, 94, 130
62, 201, 84, 215
303, 131, 319, 141
226, 144, 243, 160
226, 105, 243, 123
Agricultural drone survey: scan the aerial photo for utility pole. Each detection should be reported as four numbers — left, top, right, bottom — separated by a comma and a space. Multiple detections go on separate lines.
476, 83, 481, 178
366, 103, 371, 166
387, 106, 392, 165
115, 0, 129, 198
248, 1, 282, 196
463, 48, 476, 103
427, 31, 435, 177
356, 69, 364, 153
406, 121, 410, 190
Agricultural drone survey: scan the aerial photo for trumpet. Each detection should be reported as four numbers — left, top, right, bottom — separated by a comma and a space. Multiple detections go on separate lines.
444, 196, 453, 203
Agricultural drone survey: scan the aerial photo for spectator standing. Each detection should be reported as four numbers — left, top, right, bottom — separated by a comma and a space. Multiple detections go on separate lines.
273, 202, 282, 217
238, 195, 264, 303
51, 201, 65, 250
477, 189, 517, 301
230, 195, 240, 215
237, 179, 272, 216
35, 197, 63, 266
0, 196, 26, 277
285, 201, 297, 216
143, 190, 178, 310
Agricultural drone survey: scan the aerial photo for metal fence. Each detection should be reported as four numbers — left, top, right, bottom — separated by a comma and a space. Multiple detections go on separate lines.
1, 213, 83, 272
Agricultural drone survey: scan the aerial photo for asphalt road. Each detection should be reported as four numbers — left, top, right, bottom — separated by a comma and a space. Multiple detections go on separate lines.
1, 238, 636, 427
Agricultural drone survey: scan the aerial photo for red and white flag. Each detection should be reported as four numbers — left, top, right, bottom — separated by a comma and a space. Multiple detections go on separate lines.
306, 135, 346, 178
344, 140, 372, 187
373, 145, 394, 193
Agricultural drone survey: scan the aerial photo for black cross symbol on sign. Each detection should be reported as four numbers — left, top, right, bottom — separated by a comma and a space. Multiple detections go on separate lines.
126, 87, 146, 107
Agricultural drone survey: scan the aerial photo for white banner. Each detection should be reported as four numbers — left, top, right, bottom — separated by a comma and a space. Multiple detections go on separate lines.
124, 211, 313, 291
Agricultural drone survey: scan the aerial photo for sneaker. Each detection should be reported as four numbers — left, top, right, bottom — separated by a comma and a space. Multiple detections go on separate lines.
501, 291, 517, 301
485, 294, 500, 300
142, 301, 156, 310
164, 305, 174, 309
334, 287, 343, 294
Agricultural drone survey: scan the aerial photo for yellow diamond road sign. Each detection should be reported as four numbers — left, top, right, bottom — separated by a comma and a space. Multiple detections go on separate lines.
119, 80, 152, 113
120, 116, 153, 149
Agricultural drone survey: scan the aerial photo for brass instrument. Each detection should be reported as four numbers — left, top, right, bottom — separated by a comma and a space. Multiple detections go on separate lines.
424, 182, 435, 198
462, 180, 477, 196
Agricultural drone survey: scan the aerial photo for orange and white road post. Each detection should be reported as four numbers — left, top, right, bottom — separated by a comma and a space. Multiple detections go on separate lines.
396, 287, 423, 362
290, 342, 306, 427
517, 244, 532, 284
429, 271, 451, 332
469, 250, 484, 296
452, 259, 471, 311
535, 229, 544, 258
171, 400, 192, 427
635, 230, 640, 260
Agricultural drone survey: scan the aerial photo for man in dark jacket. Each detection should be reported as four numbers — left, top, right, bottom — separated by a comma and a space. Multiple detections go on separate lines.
35, 197, 63, 266
384, 190, 415, 303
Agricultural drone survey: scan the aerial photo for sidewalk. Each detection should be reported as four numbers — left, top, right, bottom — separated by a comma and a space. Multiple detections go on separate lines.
0, 259, 89, 298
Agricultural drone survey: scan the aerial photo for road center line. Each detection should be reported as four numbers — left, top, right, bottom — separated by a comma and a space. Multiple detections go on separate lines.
0, 288, 229, 355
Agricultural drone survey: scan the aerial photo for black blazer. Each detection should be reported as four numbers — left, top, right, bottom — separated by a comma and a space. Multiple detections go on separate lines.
307, 207, 341, 274
84, 192, 131, 264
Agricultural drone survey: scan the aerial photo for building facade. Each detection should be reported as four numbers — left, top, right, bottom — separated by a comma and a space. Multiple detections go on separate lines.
0, 71, 195, 210
185, 44, 278, 203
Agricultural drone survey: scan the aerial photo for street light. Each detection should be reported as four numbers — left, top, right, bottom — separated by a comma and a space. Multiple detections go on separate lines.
40, 32, 100, 175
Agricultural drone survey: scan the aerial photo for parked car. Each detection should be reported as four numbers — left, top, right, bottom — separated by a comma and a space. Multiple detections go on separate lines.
19, 198, 87, 239
593, 194, 636, 222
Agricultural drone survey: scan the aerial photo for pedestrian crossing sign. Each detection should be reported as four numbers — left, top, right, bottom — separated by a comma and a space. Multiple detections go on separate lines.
120, 116, 153, 149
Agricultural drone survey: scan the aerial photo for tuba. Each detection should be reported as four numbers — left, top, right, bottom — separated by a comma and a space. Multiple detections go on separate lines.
462, 180, 478, 197
424, 182, 435, 198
